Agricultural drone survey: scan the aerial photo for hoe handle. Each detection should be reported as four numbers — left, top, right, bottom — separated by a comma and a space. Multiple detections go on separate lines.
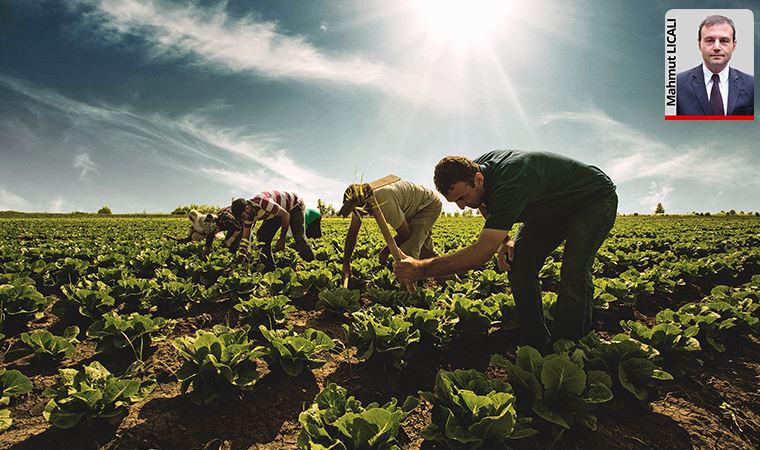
371, 198, 415, 293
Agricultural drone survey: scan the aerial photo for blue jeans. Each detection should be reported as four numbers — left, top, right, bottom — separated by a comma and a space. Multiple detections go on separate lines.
508, 191, 618, 347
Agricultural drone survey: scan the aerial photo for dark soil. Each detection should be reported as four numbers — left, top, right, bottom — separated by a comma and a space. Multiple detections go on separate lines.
1, 292, 758, 450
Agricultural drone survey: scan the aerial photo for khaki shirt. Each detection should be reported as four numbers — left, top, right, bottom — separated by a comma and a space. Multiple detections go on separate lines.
372, 180, 440, 229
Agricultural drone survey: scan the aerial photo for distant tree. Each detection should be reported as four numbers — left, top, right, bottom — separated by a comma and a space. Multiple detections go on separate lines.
316, 199, 337, 217
654, 203, 665, 215
728, 209, 737, 215
453, 212, 460, 218
705, 212, 711, 217
755, 212, 759, 217
171, 204, 220, 215
97, 206, 112, 215
462, 209, 473, 218
633, 212, 639, 216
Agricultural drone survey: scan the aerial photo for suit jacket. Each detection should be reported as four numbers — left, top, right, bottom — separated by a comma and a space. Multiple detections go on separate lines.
676, 65, 754, 116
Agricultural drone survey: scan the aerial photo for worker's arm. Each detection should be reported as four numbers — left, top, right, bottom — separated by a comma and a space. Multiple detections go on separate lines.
394, 228, 508, 282
342, 213, 362, 279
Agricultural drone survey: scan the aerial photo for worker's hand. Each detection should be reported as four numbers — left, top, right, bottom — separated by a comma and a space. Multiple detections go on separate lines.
393, 253, 423, 283
274, 237, 286, 252
497, 239, 515, 272
378, 246, 390, 265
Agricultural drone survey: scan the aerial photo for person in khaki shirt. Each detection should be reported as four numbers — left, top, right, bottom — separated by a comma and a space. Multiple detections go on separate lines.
338, 179, 442, 280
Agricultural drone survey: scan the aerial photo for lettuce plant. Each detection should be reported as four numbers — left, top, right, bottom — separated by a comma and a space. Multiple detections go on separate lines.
491, 346, 613, 433
174, 325, 266, 405
343, 304, 420, 368
261, 267, 304, 298
317, 287, 361, 314
446, 295, 501, 335
421, 368, 534, 449
621, 319, 701, 376
56, 283, 115, 320
146, 280, 199, 313
402, 306, 458, 345
110, 276, 153, 310
0, 368, 33, 432
297, 383, 418, 449
20, 326, 80, 360
234, 295, 295, 328
571, 333, 672, 407
258, 325, 335, 376
86, 312, 172, 354
301, 267, 339, 293
42, 361, 154, 429
0, 275, 50, 329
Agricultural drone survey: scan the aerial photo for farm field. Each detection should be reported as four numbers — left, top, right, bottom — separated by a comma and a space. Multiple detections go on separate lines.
0, 215, 758, 449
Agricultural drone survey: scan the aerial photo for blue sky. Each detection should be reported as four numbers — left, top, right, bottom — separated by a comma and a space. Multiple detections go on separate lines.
1, 0, 758, 214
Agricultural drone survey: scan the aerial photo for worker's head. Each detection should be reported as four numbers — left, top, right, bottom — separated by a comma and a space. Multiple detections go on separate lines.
230, 198, 248, 221
434, 156, 486, 210
216, 210, 241, 234
338, 183, 373, 217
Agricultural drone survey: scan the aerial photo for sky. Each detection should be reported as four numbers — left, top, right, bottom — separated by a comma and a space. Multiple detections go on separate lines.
1, 0, 758, 214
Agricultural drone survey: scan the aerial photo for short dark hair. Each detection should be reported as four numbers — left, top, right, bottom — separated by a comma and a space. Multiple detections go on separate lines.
698, 15, 735, 41
230, 198, 247, 220
433, 156, 480, 194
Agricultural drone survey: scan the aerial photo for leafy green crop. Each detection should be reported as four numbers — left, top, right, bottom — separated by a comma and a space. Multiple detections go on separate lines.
87, 312, 172, 354
42, 361, 154, 429
297, 383, 418, 449
56, 283, 116, 320
147, 279, 199, 313
446, 295, 501, 335
344, 304, 420, 368
491, 346, 612, 433
0, 275, 50, 330
421, 368, 534, 449
20, 326, 80, 360
0, 368, 33, 432
317, 287, 361, 314
259, 325, 335, 376
402, 306, 458, 345
234, 294, 295, 328
174, 325, 266, 405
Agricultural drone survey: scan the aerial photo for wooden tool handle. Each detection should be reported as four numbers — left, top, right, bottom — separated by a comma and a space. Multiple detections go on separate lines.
371, 198, 415, 293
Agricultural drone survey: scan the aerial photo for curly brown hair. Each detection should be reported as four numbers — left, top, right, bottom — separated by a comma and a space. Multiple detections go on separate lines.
433, 156, 480, 194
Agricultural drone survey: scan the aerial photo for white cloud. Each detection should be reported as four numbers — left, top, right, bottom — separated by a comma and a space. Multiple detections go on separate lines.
0, 75, 348, 210
0, 187, 31, 211
639, 182, 673, 213
320, 21, 329, 32
49, 197, 77, 213
200, 167, 344, 210
540, 108, 760, 188
73, 152, 99, 179
67, 0, 387, 85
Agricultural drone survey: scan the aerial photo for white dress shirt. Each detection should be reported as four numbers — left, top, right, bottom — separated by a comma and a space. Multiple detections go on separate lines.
702, 64, 729, 115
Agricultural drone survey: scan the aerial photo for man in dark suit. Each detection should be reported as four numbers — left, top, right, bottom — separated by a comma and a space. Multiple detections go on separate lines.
676, 15, 754, 116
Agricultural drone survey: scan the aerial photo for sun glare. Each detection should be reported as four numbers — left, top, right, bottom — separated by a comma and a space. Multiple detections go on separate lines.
412, 0, 517, 47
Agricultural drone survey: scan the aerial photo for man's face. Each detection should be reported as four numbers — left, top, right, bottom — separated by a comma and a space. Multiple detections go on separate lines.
445, 172, 486, 210
699, 23, 736, 72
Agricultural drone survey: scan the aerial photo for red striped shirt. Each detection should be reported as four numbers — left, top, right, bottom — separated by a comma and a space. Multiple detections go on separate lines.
244, 191, 303, 225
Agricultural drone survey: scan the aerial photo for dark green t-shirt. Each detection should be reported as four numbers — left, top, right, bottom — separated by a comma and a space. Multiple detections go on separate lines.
305, 208, 321, 226
476, 150, 616, 231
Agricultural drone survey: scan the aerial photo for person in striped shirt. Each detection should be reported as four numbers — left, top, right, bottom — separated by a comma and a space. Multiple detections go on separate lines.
230, 191, 315, 271
166, 208, 241, 260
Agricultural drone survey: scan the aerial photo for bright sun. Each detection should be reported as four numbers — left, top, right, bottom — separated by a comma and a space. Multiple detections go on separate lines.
412, 0, 518, 47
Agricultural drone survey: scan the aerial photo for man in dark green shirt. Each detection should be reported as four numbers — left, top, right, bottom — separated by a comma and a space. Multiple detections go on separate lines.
394, 150, 617, 348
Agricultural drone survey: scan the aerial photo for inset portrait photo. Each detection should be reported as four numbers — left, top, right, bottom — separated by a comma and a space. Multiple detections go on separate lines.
664, 9, 754, 120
